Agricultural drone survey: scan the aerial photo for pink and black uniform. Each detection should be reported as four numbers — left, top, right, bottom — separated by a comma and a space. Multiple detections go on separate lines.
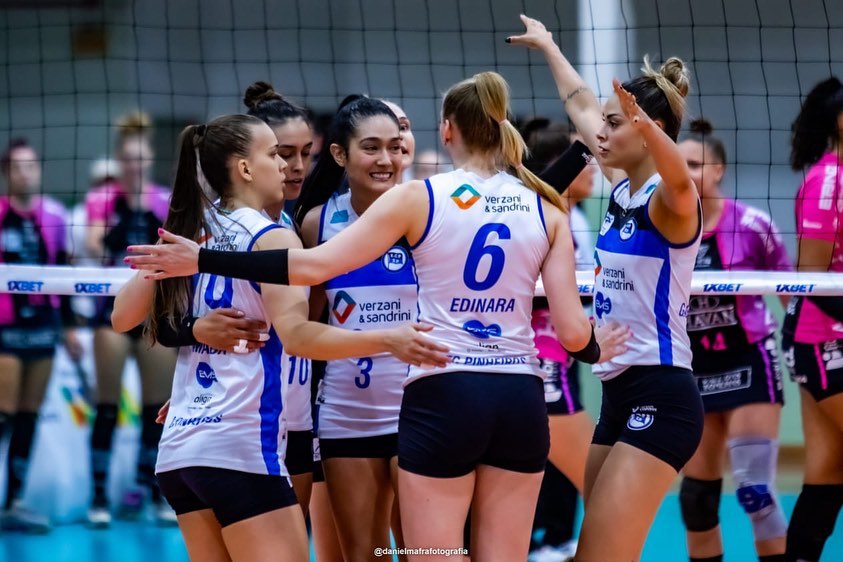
531, 205, 591, 416
85, 182, 170, 333
689, 199, 791, 412
783, 152, 843, 400
0, 195, 74, 359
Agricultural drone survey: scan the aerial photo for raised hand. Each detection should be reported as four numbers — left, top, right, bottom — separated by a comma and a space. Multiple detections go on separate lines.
612, 78, 650, 129
125, 228, 200, 280
594, 320, 632, 363
506, 14, 555, 51
383, 323, 450, 368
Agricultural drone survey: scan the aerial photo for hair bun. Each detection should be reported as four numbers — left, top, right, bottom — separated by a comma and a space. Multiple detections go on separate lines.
689, 118, 713, 135
117, 110, 151, 136
659, 57, 690, 98
243, 81, 283, 109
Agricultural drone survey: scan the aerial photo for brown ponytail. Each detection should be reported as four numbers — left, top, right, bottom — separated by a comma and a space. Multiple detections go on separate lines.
147, 114, 264, 344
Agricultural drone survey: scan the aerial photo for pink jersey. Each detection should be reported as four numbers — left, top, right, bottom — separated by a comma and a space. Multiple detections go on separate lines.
85, 182, 170, 224
0, 196, 68, 325
531, 307, 569, 363
793, 152, 843, 343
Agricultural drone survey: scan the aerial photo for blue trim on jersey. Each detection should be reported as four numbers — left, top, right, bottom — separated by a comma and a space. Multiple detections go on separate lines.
318, 200, 330, 245
597, 226, 668, 260
654, 260, 673, 364
638, 196, 703, 250
324, 252, 417, 290
246, 224, 284, 293
280, 211, 294, 230
536, 192, 547, 235
259, 327, 284, 475
410, 179, 435, 250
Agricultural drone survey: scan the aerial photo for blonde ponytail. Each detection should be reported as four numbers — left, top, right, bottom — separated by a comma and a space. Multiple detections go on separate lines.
446, 71, 565, 212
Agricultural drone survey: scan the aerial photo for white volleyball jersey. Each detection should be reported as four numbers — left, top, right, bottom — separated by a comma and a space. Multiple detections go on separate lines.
592, 174, 701, 381
156, 206, 288, 476
408, 169, 549, 382
317, 192, 417, 438
275, 210, 313, 432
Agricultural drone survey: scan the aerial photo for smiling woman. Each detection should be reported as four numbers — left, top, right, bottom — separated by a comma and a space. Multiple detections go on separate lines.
109, 112, 447, 562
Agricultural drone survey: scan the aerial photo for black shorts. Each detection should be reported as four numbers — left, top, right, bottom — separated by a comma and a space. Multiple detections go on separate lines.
783, 338, 843, 402
156, 466, 298, 528
692, 336, 785, 413
0, 323, 61, 361
319, 433, 398, 460
592, 365, 704, 472
543, 359, 583, 416
399, 371, 549, 478
285, 430, 313, 476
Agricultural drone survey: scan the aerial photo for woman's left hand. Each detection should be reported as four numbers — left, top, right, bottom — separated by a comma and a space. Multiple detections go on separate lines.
613, 78, 650, 130
124, 229, 200, 280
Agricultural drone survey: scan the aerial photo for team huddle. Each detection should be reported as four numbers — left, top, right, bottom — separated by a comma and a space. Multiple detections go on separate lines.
2, 13, 843, 562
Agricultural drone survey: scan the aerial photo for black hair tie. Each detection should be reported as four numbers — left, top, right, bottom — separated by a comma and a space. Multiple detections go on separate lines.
193, 124, 207, 147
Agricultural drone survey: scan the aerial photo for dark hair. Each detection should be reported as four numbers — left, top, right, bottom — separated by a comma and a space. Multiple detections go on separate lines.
790, 77, 843, 170
623, 57, 690, 141
243, 80, 311, 129
684, 118, 726, 166
521, 119, 572, 175
293, 95, 398, 226
442, 72, 563, 210
148, 114, 265, 343
1, 138, 32, 174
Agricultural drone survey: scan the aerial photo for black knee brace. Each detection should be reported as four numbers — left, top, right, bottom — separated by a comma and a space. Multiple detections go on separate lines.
680, 476, 723, 532
786, 483, 843, 562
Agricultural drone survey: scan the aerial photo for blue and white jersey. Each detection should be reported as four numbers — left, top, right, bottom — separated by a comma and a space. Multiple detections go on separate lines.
408, 169, 549, 382
274, 210, 313, 433
156, 206, 288, 476
317, 192, 417, 438
592, 174, 700, 381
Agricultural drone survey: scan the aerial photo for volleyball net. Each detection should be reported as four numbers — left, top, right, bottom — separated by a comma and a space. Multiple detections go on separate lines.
1, 0, 841, 299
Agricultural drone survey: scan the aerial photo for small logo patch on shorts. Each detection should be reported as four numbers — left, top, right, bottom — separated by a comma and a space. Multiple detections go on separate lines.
696, 368, 751, 395
627, 406, 656, 431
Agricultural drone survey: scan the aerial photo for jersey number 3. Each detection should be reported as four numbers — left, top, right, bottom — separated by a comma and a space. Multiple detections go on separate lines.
463, 223, 511, 291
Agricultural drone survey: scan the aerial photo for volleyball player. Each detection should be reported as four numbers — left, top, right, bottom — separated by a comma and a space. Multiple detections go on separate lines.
509, 15, 704, 560
294, 96, 415, 562
151, 81, 319, 515
382, 100, 416, 182
0, 139, 81, 533
125, 71, 630, 562
84, 111, 177, 527
782, 77, 843, 562
677, 119, 791, 562
112, 114, 448, 561
525, 123, 596, 562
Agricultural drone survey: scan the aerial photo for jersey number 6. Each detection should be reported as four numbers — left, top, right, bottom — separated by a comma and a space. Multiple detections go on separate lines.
463, 223, 511, 291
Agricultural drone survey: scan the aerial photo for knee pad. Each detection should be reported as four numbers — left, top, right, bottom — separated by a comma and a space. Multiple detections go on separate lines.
786, 483, 843, 561
728, 437, 787, 541
679, 476, 722, 532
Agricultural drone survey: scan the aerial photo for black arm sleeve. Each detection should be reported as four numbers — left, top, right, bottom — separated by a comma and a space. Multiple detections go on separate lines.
156, 316, 199, 348
564, 326, 601, 364
807, 296, 843, 323
197, 248, 290, 285
538, 140, 593, 196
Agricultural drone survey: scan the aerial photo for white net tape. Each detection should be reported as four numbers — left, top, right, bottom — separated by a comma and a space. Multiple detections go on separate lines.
1, 264, 841, 297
